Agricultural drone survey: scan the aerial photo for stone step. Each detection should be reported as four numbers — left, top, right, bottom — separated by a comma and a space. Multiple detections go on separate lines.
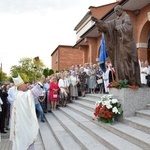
34, 132, 45, 150
66, 103, 150, 150
78, 97, 98, 104
39, 121, 61, 150
123, 116, 150, 134
45, 114, 82, 150
59, 107, 143, 150
51, 110, 109, 150
72, 100, 94, 111
79, 94, 102, 104
107, 122, 150, 150
135, 109, 150, 120
85, 94, 105, 99
146, 104, 150, 109
67, 102, 96, 120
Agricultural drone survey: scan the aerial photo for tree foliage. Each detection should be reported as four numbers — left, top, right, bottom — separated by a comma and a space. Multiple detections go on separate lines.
0, 70, 8, 83
49, 69, 54, 75
43, 68, 54, 78
10, 57, 45, 82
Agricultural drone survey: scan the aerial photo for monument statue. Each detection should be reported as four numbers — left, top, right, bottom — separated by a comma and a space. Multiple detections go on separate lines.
92, 5, 141, 86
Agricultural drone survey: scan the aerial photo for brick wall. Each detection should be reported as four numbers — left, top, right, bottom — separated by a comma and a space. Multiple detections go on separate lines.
120, 5, 150, 62
137, 4, 150, 42
136, 4, 150, 61
51, 46, 83, 72
51, 49, 59, 72
90, 2, 118, 19
51, 3, 150, 70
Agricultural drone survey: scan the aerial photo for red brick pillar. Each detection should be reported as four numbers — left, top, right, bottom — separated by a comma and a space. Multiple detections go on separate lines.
85, 37, 98, 64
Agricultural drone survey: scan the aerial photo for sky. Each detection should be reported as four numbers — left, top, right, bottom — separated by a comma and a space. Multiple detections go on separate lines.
0, 0, 116, 75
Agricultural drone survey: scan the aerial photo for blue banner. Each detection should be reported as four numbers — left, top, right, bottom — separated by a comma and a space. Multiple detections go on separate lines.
99, 34, 107, 72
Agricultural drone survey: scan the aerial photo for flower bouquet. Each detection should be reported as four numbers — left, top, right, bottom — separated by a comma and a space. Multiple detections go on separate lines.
94, 95, 123, 124
107, 79, 139, 89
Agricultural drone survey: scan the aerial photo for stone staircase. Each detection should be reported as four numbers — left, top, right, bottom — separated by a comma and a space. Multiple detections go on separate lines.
39, 94, 150, 150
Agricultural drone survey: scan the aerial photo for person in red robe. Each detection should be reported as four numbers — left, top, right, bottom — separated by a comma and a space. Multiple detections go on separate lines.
49, 77, 60, 110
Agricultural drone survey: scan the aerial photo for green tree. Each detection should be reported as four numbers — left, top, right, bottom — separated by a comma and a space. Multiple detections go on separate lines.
0, 70, 3, 83
43, 68, 54, 78
0, 69, 8, 83
49, 69, 54, 75
10, 57, 45, 82
43, 68, 49, 78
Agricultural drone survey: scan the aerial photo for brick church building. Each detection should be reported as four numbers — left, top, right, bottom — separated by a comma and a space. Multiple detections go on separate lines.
51, 0, 150, 71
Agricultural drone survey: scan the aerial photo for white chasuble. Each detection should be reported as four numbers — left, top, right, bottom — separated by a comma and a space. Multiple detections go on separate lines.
10, 90, 39, 150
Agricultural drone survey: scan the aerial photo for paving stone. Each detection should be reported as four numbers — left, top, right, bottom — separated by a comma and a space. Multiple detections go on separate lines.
0, 126, 44, 150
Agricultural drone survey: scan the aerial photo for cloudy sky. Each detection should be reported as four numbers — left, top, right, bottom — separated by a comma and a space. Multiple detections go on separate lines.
0, 0, 115, 75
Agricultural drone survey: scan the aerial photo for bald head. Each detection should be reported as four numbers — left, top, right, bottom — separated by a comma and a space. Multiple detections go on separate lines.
114, 5, 123, 10
18, 83, 27, 91
114, 5, 123, 17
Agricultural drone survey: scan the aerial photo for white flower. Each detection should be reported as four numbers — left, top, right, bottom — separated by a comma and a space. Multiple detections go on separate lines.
106, 104, 112, 109
104, 100, 112, 109
111, 99, 118, 104
107, 94, 113, 99
112, 107, 118, 114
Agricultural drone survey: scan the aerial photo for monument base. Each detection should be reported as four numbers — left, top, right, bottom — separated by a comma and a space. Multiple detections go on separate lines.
109, 87, 150, 121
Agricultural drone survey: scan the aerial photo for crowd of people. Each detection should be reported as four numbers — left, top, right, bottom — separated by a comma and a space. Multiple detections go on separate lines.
0, 5, 149, 149
0, 60, 150, 149
0, 62, 113, 135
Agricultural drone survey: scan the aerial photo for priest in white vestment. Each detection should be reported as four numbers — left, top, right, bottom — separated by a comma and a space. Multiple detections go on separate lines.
10, 75, 39, 150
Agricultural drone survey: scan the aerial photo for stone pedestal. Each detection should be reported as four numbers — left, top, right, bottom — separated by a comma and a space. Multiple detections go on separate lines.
109, 87, 150, 121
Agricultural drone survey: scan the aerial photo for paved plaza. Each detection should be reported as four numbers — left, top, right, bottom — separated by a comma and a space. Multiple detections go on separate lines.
0, 128, 44, 150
